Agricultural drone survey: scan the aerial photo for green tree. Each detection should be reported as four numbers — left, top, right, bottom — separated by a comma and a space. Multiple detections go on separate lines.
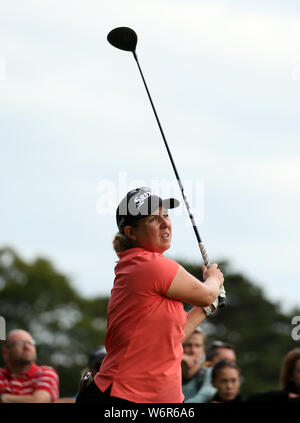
0, 246, 109, 397
178, 259, 300, 397
1, 246, 299, 399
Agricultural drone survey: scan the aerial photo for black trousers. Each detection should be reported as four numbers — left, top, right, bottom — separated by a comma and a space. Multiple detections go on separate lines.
76, 380, 134, 404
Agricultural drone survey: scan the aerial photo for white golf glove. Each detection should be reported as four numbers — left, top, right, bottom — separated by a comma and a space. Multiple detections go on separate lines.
203, 297, 219, 316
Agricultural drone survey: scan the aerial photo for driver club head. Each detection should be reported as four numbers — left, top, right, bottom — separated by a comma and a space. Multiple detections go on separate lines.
107, 27, 138, 52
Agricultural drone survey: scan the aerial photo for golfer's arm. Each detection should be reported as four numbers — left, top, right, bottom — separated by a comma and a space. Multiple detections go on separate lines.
182, 307, 206, 344
166, 266, 219, 307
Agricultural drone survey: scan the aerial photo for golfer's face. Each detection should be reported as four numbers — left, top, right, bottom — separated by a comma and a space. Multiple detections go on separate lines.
134, 206, 172, 253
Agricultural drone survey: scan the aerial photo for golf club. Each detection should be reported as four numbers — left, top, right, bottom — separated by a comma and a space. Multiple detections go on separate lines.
107, 26, 226, 307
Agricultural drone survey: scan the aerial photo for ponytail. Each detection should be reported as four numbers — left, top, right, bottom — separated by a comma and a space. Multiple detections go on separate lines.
113, 231, 135, 254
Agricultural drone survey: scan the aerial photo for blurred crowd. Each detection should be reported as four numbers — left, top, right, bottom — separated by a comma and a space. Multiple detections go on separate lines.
0, 327, 299, 404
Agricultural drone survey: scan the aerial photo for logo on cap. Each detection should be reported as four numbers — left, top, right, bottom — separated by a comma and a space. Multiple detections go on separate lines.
116, 187, 180, 233
134, 191, 152, 209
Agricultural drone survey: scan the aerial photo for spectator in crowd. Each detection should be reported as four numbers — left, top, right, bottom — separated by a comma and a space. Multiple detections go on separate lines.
280, 347, 300, 397
0, 329, 59, 403
88, 345, 107, 377
205, 340, 237, 366
184, 340, 236, 403
247, 348, 300, 403
181, 326, 207, 401
55, 345, 107, 403
209, 360, 243, 403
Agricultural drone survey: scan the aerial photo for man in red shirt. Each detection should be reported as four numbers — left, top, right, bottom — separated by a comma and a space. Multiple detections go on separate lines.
0, 329, 59, 403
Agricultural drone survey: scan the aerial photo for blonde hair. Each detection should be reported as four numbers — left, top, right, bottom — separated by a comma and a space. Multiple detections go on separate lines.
113, 216, 144, 254
280, 348, 300, 390
112, 231, 135, 254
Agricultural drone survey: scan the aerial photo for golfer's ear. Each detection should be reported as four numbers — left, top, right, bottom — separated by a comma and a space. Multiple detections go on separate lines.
124, 226, 137, 241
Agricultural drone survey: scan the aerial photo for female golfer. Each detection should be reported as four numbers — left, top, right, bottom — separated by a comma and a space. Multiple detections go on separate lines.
77, 187, 224, 403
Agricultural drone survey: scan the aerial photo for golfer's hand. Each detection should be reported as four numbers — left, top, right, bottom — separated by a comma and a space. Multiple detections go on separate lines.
201, 263, 224, 288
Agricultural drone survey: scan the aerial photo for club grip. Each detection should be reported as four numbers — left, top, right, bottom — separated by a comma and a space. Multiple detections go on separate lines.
199, 242, 226, 307
218, 286, 226, 307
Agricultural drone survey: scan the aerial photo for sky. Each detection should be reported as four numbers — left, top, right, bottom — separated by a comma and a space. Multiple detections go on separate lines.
1, 0, 300, 313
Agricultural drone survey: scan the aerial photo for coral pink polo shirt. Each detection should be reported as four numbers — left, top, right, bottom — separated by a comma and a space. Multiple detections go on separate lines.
94, 248, 187, 403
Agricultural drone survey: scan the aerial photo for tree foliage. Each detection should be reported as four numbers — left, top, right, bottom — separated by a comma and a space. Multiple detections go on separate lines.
0, 246, 109, 396
178, 259, 300, 397
0, 247, 299, 398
